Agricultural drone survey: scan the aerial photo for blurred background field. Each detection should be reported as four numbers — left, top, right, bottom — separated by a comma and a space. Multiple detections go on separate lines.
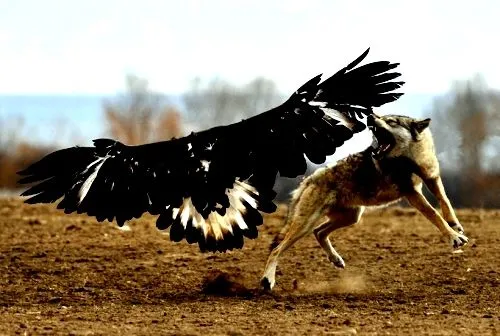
1, 0, 499, 207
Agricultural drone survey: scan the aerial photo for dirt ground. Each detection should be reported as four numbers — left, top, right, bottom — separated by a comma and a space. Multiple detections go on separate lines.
0, 197, 499, 336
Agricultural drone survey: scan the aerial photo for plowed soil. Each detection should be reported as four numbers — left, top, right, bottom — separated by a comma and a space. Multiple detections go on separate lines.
0, 197, 499, 335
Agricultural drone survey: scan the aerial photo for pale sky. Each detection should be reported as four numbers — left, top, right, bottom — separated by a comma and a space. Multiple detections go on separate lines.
0, 0, 499, 96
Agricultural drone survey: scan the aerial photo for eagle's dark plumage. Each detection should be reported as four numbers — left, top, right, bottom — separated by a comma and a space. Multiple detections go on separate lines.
17, 48, 404, 253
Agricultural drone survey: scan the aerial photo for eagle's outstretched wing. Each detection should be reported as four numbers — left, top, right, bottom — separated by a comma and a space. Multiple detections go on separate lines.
17, 48, 404, 253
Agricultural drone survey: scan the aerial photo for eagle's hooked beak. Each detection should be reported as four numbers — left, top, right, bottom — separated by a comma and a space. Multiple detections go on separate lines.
367, 114, 379, 130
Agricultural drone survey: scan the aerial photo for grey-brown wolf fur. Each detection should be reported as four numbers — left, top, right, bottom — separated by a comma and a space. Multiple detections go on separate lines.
261, 113, 468, 291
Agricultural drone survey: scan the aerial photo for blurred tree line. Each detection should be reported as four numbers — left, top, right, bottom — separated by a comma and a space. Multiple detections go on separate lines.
103, 74, 183, 145
0, 116, 56, 191
425, 74, 500, 208
2, 72, 500, 208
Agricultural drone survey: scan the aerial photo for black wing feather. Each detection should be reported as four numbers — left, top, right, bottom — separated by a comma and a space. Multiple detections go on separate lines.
18, 47, 404, 252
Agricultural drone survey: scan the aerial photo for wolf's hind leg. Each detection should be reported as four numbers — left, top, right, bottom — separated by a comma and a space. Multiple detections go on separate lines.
260, 182, 328, 291
424, 177, 464, 234
313, 207, 365, 268
260, 209, 323, 291
405, 189, 468, 249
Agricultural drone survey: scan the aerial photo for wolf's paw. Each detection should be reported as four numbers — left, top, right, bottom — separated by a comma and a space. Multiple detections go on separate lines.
260, 277, 275, 291
449, 232, 469, 249
329, 255, 345, 268
448, 221, 465, 234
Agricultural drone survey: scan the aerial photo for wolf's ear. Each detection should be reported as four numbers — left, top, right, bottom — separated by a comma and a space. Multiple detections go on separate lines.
412, 118, 431, 134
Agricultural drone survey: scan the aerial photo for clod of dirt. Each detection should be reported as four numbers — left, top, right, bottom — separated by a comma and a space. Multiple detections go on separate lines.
32, 252, 47, 258
65, 224, 81, 231
48, 296, 62, 304
328, 329, 357, 336
200, 270, 253, 298
26, 218, 46, 225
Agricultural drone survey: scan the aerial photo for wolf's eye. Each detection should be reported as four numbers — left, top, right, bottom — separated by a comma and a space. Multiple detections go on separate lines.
386, 120, 399, 127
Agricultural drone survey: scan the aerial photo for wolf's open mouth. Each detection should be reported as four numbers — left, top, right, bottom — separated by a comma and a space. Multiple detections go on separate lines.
368, 126, 395, 158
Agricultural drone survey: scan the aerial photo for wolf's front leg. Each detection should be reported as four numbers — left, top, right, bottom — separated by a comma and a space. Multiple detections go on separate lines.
405, 189, 468, 249
424, 176, 464, 234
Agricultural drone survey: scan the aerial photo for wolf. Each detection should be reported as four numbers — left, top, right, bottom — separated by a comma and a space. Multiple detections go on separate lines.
260, 113, 469, 291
